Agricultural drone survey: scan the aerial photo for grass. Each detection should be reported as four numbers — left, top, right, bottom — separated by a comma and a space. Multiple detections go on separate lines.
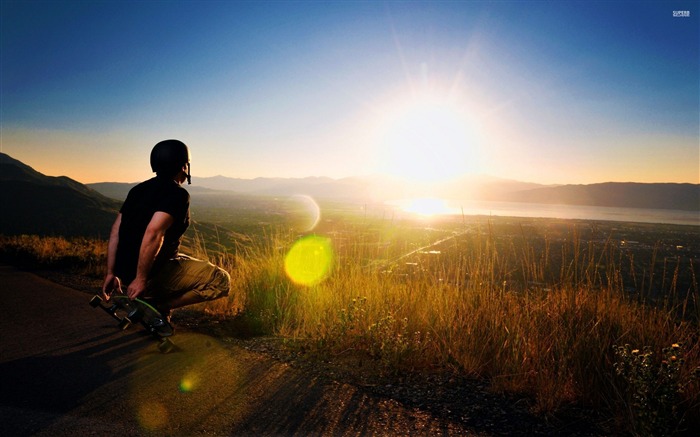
0, 234, 106, 277
2, 218, 699, 435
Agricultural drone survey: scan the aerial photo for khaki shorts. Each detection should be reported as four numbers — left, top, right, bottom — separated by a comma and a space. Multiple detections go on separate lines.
147, 254, 231, 301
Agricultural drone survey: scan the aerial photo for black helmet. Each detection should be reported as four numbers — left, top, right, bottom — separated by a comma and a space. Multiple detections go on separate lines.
150, 139, 191, 184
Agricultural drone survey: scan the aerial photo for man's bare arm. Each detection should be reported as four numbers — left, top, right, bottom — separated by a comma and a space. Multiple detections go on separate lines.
127, 211, 175, 299
106, 214, 121, 275
102, 213, 122, 298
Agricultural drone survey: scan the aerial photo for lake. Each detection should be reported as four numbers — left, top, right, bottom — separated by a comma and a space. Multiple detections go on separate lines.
387, 198, 700, 226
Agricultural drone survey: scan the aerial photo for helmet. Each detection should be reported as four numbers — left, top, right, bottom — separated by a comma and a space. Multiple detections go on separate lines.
150, 139, 191, 184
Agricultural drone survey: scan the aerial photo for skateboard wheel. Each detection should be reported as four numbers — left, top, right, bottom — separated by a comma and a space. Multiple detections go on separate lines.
119, 318, 132, 330
127, 308, 143, 323
89, 295, 102, 307
158, 338, 174, 354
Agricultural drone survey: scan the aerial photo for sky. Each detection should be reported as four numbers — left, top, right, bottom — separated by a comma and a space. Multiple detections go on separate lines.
1, 0, 698, 185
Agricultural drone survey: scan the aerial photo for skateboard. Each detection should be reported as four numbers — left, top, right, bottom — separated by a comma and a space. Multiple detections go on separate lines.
89, 293, 176, 353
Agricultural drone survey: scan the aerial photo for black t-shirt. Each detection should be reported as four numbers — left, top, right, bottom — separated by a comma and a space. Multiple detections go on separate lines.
114, 176, 190, 283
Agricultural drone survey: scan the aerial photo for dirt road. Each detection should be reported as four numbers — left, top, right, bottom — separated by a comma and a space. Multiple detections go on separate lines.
0, 265, 479, 436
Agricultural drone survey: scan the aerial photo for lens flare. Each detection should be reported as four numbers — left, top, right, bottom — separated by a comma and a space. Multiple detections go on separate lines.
138, 401, 168, 431
128, 333, 233, 434
284, 235, 334, 286
179, 372, 200, 393
288, 194, 321, 232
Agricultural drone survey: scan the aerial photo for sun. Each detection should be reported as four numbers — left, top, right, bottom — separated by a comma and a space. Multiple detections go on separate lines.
374, 93, 481, 184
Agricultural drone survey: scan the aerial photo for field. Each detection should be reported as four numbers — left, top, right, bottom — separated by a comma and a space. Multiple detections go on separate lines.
2, 194, 699, 436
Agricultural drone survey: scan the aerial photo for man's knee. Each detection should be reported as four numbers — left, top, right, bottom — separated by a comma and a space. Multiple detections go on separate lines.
213, 266, 231, 299
153, 256, 231, 302
196, 265, 230, 301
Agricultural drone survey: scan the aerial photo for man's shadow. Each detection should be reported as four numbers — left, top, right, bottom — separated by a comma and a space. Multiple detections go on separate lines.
0, 330, 154, 436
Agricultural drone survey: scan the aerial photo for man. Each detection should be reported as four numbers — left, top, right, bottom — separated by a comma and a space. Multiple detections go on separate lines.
102, 139, 230, 328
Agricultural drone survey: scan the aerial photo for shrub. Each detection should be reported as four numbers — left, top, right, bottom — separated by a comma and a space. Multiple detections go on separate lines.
614, 343, 700, 436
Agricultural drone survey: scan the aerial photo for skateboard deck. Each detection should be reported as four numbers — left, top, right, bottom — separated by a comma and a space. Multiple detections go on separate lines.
90, 294, 175, 353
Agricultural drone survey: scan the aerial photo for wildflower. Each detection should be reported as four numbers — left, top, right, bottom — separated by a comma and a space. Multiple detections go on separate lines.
632, 349, 640, 354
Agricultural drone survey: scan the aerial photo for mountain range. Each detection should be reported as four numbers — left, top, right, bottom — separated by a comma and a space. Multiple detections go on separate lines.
89, 174, 699, 212
0, 153, 120, 237
0, 152, 698, 240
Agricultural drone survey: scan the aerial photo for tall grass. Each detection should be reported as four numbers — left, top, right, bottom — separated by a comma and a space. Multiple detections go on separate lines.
0, 234, 106, 277
2, 225, 698, 434
209, 223, 700, 434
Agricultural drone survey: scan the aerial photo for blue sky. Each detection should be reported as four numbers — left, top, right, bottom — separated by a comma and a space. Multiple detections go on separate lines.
1, 1, 698, 185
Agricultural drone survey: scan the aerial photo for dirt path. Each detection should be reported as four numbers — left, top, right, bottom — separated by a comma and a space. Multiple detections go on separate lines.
0, 265, 481, 436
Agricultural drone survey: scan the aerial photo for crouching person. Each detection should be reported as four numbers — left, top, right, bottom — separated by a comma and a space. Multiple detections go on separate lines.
102, 139, 230, 331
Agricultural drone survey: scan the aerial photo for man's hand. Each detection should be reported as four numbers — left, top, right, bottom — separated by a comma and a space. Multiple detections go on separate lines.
102, 274, 121, 301
127, 277, 148, 300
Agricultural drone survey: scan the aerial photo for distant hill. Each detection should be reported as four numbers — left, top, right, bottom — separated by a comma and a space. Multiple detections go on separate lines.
89, 174, 700, 212
191, 174, 550, 202
502, 183, 700, 211
84, 182, 137, 201
91, 175, 538, 202
195, 175, 378, 199
89, 176, 380, 201
436, 174, 551, 201
87, 181, 215, 201
0, 153, 120, 237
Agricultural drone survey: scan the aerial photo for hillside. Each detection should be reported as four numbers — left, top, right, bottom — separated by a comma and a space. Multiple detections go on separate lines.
503, 182, 700, 211
0, 153, 120, 237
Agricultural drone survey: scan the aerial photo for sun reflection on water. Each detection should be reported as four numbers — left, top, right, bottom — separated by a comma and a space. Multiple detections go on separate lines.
394, 198, 461, 217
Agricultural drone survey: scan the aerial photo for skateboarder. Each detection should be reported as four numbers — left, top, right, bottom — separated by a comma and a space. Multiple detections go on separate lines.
101, 139, 231, 330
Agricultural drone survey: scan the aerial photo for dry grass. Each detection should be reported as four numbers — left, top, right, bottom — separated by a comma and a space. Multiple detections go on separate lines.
201, 224, 700, 433
0, 234, 106, 277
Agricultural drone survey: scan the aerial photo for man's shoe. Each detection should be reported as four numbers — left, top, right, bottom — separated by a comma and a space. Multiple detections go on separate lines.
151, 317, 174, 337
143, 297, 172, 324
158, 307, 172, 324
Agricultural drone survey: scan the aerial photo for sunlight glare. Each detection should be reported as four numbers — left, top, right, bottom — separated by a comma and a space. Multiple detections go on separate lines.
400, 198, 459, 217
376, 94, 481, 183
